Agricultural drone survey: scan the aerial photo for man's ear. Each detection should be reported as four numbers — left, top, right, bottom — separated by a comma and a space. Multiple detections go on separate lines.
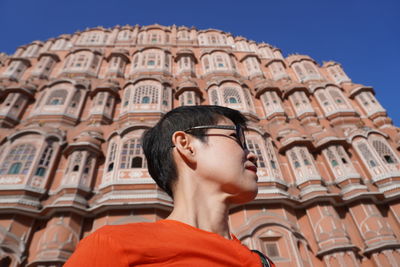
171, 131, 196, 163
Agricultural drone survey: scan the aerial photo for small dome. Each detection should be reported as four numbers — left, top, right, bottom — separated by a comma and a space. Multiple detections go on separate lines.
36, 223, 78, 261
72, 125, 104, 147
286, 54, 315, 66
281, 82, 308, 97
177, 78, 198, 89
312, 127, 346, 148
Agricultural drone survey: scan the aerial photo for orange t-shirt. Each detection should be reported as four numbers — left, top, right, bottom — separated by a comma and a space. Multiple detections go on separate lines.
64, 220, 275, 267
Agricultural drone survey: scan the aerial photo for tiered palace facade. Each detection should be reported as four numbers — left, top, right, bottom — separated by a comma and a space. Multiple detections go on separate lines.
0, 24, 399, 267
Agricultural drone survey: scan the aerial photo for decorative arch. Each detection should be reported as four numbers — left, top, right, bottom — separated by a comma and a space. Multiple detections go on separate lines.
352, 133, 400, 185
347, 127, 388, 142
121, 79, 171, 114
137, 27, 169, 45
0, 128, 64, 188
234, 210, 309, 263
131, 48, 171, 72
62, 49, 102, 75
101, 127, 151, 186
77, 29, 110, 45
0, 225, 25, 265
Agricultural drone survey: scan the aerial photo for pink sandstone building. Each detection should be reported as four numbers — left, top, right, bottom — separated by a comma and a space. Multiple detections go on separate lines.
0, 24, 399, 267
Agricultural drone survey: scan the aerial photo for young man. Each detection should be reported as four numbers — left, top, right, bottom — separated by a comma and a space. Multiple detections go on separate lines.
65, 105, 275, 267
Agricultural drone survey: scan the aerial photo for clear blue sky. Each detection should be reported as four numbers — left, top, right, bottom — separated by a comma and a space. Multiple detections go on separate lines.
1, 0, 399, 126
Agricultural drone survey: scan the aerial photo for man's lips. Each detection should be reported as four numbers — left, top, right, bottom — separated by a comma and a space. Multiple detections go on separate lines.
245, 166, 258, 173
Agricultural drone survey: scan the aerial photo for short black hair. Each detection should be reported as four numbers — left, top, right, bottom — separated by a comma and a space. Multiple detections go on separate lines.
142, 105, 248, 197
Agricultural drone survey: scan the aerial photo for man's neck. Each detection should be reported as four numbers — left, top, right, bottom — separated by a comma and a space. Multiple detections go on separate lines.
166, 177, 232, 239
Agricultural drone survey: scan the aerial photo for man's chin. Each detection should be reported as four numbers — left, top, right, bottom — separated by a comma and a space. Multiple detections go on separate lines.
229, 189, 258, 205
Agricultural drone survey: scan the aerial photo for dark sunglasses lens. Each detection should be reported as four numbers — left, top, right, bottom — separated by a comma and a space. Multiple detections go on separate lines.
237, 126, 246, 149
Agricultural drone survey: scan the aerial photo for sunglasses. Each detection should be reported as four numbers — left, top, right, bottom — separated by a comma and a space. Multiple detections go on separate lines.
182, 125, 248, 150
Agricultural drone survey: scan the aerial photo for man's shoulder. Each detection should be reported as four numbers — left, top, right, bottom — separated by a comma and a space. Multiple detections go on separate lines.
94, 221, 161, 238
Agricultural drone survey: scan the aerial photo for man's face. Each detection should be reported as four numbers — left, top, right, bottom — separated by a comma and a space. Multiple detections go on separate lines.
193, 117, 258, 204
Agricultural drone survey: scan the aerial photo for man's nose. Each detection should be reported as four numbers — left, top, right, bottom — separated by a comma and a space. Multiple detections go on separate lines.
246, 149, 258, 166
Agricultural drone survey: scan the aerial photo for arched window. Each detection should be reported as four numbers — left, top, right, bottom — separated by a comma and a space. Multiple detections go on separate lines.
123, 88, 131, 106
265, 140, 282, 178
209, 88, 219, 105
337, 147, 348, 164
215, 55, 225, 68
164, 53, 170, 68
179, 91, 199, 106
148, 33, 161, 44
161, 86, 170, 107
33, 56, 55, 77
107, 143, 117, 172
198, 34, 205, 45
3, 93, 17, 107
300, 149, 311, 166
105, 95, 113, 108
316, 91, 330, 107
187, 93, 193, 104
326, 148, 337, 167
46, 89, 68, 105
357, 143, 379, 168
177, 30, 189, 40
269, 61, 288, 80
209, 35, 218, 44
2, 60, 28, 80
72, 54, 89, 68
117, 30, 132, 41
138, 50, 165, 69
328, 88, 349, 109
68, 91, 81, 110
51, 39, 66, 50
70, 152, 83, 172
203, 56, 210, 71
83, 155, 93, 176
223, 88, 242, 104
355, 91, 385, 116
287, 146, 320, 181
34, 144, 53, 177
147, 55, 156, 66
133, 55, 139, 68
229, 56, 237, 70
138, 33, 144, 44
133, 85, 159, 104
261, 91, 284, 117
304, 62, 317, 74
291, 151, 300, 168
289, 91, 314, 116
120, 138, 147, 169
178, 56, 194, 74
247, 139, 266, 168
22, 44, 39, 57
90, 55, 100, 70
294, 65, 305, 80
372, 139, 398, 164
96, 92, 106, 106
0, 144, 36, 175
243, 88, 254, 111
322, 145, 358, 181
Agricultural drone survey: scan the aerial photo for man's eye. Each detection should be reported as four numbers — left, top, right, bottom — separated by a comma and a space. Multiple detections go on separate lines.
230, 133, 238, 138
